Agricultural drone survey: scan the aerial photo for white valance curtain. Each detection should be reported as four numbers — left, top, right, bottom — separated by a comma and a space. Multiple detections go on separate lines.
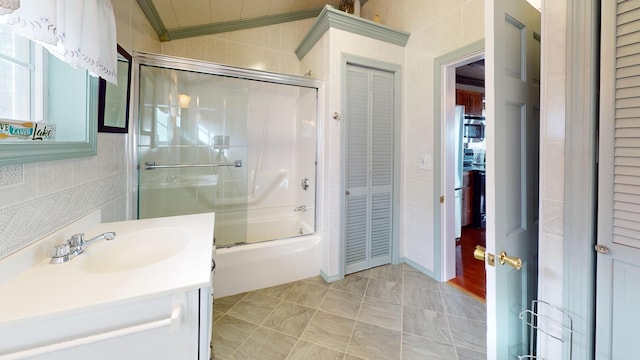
0, 0, 117, 84
0, 0, 19, 15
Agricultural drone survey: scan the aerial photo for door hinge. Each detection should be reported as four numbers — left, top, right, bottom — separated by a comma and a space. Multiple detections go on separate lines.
594, 244, 610, 255
440, 196, 444, 204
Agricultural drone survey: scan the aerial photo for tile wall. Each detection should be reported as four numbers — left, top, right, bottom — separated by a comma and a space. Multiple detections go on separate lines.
157, 0, 486, 278
0, 0, 160, 259
160, 19, 315, 77
537, 1, 567, 358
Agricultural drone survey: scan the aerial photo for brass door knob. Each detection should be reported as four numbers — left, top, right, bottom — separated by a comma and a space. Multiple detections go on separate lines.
499, 251, 522, 270
473, 245, 495, 266
473, 245, 486, 261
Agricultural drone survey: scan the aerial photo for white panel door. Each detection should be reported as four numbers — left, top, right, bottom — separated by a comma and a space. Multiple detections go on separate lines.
485, 0, 540, 358
596, 1, 640, 358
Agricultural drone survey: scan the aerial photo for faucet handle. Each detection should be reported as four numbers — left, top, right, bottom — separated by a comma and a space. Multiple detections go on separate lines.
69, 233, 85, 246
53, 243, 70, 257
50, 243, 70, 264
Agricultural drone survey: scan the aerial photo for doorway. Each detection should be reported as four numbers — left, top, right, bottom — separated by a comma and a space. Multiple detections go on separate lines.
450, 59, 487, 300
438, 46, 488, 301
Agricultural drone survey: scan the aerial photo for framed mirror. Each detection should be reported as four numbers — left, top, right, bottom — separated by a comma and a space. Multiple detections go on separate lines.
98, 45, 132, 134
0, 26, 99, 166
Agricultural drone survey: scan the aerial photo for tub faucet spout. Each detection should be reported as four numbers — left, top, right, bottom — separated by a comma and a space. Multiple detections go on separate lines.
293, 205, 307, 212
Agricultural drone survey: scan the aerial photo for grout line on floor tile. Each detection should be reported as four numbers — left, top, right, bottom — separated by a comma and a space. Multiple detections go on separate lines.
284, 282, 334, 359
343, 274, 370, 358
214, 264, 487, 360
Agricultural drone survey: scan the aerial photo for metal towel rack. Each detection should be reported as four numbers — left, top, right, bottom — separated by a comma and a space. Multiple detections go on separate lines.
518, 300, 573, 360
144, 160, 242, 170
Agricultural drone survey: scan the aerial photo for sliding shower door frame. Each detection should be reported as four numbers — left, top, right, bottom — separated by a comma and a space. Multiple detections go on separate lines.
127, 51, 323, 222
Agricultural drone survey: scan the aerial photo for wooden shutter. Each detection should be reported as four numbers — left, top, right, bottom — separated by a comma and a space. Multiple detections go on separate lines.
613, 0, 640, 248
596, 1, 640, 357
370, 71, 393, 266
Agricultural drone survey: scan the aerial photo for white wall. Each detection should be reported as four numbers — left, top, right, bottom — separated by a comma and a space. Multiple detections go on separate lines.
362, 0, 484, 273
0, 1, 160, 259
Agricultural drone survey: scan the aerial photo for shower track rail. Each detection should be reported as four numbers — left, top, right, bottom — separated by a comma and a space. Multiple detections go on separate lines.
144, 160, 242, 170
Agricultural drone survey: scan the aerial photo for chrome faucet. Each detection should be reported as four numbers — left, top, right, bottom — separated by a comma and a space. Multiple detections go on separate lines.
51, 232, 116, 264
293, 205, 307, 212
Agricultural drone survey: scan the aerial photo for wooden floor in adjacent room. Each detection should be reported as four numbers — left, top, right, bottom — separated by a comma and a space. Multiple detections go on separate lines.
449, 226, 487, 302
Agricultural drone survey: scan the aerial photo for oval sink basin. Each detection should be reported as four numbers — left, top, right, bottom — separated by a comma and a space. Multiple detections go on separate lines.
81, 228, 190, 273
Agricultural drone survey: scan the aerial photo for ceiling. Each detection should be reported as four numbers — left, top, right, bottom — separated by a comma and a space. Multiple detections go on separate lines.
137, 0, 346, 41
457, 60, 485, 88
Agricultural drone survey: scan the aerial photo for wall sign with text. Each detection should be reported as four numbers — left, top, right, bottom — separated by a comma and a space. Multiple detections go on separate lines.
0, 120, 56, 141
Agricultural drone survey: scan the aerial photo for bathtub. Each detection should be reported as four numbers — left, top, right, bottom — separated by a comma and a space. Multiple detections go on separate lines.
213, 234, 321, 298
215, 215, 315, 246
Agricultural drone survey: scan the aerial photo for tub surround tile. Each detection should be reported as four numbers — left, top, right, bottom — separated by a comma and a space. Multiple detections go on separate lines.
301, 311, 356, 352
287, 341, 345, 360
262, 302, 315, 337
212, 264, 486, 359
318, 289, 363, 319
402, 333, 456, 360
347, 322, 401, 360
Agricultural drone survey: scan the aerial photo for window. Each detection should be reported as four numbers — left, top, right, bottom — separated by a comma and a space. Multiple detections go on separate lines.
0, 25, 45, 122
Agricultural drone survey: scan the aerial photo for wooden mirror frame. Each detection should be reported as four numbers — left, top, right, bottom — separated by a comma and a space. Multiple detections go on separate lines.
98, 44, 132, 134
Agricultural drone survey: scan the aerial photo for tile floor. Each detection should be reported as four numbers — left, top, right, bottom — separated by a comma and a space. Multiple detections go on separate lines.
212, 264, 486, 360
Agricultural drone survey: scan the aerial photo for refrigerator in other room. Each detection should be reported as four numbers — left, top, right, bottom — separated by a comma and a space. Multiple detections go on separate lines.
454, 105, 464, 239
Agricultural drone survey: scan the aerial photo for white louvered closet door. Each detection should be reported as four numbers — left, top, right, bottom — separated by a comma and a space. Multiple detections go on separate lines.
596, 1, 640, 358
344, 65, 393, 275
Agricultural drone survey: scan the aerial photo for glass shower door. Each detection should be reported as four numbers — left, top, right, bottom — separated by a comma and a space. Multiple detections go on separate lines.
136, 64, 249, 245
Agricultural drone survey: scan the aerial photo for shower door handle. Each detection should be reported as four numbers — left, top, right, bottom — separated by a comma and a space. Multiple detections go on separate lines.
144, 160, 242, 170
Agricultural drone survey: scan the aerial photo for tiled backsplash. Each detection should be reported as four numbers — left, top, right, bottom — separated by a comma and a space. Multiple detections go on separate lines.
0, 0, 158, 261
0, 165, 23, 187
0, 134, 128, 260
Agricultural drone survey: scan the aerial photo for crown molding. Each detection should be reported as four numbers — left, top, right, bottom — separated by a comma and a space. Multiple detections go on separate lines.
136, 0, 169, 41
136, 1, 324, 42
295, 5, 410, 60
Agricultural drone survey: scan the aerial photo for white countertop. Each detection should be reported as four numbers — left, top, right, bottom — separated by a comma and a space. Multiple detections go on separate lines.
0, 212, 214, 327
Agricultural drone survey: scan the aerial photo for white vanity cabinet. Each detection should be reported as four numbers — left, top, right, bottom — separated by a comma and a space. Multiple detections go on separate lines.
0, 212, 215, 360
0, 287, 211, 360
